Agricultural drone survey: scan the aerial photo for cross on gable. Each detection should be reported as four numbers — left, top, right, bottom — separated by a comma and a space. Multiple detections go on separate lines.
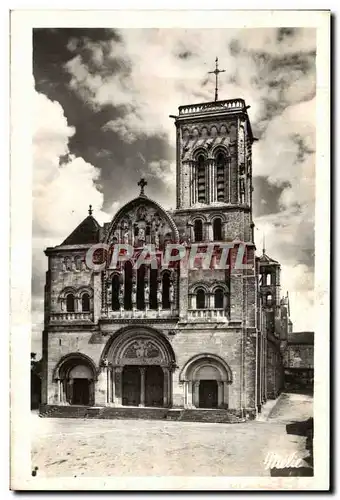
138, 178, 148, 196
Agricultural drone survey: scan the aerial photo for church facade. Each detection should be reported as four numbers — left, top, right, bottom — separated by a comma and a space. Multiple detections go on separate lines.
41, 97, 291, 418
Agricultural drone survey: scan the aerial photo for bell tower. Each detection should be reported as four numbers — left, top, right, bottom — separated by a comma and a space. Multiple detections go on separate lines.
174, 98, 254, 210
171, 98, 255, 245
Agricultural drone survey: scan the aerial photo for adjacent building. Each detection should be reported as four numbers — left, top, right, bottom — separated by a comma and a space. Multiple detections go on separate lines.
283, 332, 314, 391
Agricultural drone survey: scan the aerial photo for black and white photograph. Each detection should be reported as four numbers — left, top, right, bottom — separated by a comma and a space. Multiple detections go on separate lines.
10, 9, 330, 491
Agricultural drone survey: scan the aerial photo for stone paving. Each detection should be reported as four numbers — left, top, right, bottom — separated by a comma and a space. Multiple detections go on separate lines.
267, 392, 313, 422
31, 393, 313, 478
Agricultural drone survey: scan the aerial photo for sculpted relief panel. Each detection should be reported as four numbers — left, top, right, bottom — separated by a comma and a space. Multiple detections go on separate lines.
121, 340, 163, 365
106, 200, 175, 249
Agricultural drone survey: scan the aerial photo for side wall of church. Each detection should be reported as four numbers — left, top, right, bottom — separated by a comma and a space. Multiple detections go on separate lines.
267, 341, 284, 399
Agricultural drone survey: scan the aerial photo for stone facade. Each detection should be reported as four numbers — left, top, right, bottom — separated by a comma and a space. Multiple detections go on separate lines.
41, 98, 291, 417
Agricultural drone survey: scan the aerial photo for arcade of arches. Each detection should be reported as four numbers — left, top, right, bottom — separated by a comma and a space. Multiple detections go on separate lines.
53, 332, 232, 409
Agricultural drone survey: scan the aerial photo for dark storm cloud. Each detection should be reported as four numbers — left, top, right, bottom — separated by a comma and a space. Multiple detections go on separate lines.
253, 176, 290, 217
33, 28, 172, 213
249, 50, 315, 90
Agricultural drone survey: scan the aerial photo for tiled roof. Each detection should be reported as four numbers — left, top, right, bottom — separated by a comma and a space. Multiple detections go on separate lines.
61, 215, 101, 245
258, 252, 279, 264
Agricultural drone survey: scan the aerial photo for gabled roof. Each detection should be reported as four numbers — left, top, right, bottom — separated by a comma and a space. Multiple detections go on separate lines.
288, 331, 314, 345
61, 215, 101, 245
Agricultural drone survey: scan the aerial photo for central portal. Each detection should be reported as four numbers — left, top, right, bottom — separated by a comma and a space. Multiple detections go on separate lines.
122, 365, 164, 407
103, 328, 175, 407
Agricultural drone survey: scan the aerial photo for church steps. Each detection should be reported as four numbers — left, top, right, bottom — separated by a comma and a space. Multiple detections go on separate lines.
38, 405, 245, 423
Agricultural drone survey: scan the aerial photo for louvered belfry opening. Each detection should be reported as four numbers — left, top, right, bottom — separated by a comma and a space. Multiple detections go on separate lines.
197, 154, 206, 203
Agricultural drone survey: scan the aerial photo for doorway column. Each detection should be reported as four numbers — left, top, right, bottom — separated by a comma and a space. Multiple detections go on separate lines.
162, 367, 169, 407
60, 379, 66, 404
106, 366, 111, 405
218, 381, 224, 408
186, 381, 193, 408
68, 379, 73, 404
57, 379, 61, 404
223, 381, 229, 408
115, 367, 123, 406
139, 367, 146, 407
111, 367, 115, 405
90, 380, 95, 406
193, 381, 200, 407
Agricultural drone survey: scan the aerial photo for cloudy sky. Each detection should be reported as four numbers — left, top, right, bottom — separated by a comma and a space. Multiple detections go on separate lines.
32, 27, 316, 355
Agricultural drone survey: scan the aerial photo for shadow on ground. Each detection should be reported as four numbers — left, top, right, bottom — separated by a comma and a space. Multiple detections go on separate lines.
270, 417, 313, 477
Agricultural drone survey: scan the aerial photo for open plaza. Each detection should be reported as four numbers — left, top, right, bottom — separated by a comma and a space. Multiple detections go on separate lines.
31, 392, 313, 478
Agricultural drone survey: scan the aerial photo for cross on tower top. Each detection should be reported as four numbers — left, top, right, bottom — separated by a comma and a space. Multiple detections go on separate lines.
88, 204, 93, 216
208, 56, 226, 102
138, 178, 148, 196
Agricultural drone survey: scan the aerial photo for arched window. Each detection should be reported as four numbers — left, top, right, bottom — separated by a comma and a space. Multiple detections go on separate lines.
266, 274, 271, 286
196, 289, 206, 309
194, 219, 203, 242
137, 264, 145, 310
111, 274, 120, 311
66, 293, 75, 313
266, 293, 273, 306
75, 256, 82, 270
149, 268, 158, 310
162, 272, 171, 309
124, 261, 133, 310
213, 218, 222, 241
197, 154, 206, 203
214, 288, 224, 309
81, 293, 90, 312
64, 257, 72, 271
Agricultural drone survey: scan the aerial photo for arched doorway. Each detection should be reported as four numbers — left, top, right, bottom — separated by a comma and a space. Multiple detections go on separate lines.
101, 327, 175, 408
53, 353, 96, 406
179, 354, 232, 409
69, 365, 92, 405
195, 366, 220, 408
